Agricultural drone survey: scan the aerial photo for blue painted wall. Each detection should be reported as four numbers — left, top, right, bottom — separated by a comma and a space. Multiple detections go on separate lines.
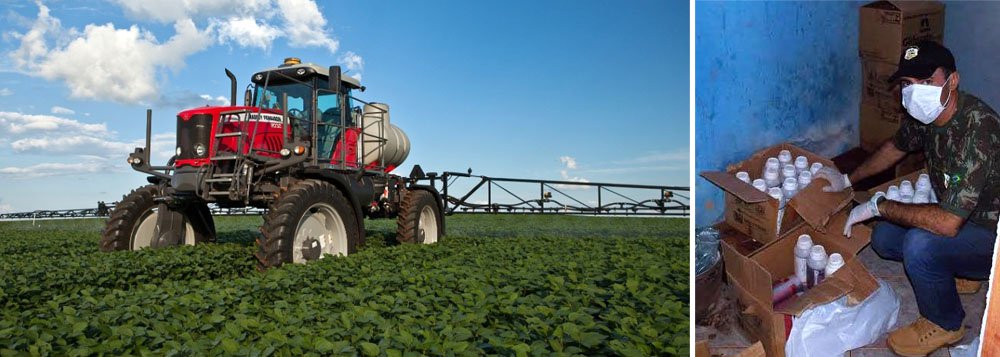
943, 2, 1000, 109
695, 2, 862, 227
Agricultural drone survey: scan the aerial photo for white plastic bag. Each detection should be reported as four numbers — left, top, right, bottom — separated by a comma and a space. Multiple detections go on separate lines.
785, 279, 900, 357
949, 334, 980, 357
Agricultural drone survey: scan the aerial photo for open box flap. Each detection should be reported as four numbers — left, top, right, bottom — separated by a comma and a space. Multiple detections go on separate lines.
862, 1, 942, 12
721, 239, 775, 309
787, 178, 854, 232
701, 171, 771, 203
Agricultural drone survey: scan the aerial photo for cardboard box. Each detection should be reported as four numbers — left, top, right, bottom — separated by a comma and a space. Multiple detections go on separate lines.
859, 1, 945, 63
721, 212, 878, 357
861, 59, 901, 109
701, 143, 854, 244
860, 101, 906, 152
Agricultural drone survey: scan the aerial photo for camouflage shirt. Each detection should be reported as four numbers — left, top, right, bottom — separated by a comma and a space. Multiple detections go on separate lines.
895, 91, 1000, 229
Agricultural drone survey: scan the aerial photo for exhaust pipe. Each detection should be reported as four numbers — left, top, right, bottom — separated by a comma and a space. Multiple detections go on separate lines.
225, 69, 237, 106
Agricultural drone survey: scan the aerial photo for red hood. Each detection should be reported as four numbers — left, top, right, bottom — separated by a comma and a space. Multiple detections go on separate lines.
177, 106, 282, 119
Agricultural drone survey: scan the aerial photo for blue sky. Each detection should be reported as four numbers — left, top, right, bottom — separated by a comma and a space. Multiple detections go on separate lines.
0, 0, 688, 212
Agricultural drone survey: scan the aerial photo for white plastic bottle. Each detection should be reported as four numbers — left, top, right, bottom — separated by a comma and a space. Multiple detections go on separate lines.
914, 189, 930, 204
782, 164, 797, 181
768, 187, 785, 208
809, 162, 823, 175
778, 150, 792, 168
794, 234, 813, 285
765, 157, 780, 176
900, 180, 914, 197
806, 245, 828, 288
825, 253, 845, 276
752, 179, 768, 192
736, 171, 751, 184
794, 156, 809, 175
764, 167, 781, 188
797, 171, 812, 190
770, 187, 785, 234
783, 177, 798, 200
916, 174, 931, 192
887, 185, 900, 201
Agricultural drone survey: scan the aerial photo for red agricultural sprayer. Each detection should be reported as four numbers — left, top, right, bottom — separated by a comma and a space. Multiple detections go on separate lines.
101, 57, 443, 270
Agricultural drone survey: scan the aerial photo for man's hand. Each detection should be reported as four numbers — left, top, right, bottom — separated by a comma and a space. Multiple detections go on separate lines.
815, 166, 851, 192
844, 193, 884, 237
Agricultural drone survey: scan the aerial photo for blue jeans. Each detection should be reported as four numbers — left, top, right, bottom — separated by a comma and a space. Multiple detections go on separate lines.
870, 221, 996, 331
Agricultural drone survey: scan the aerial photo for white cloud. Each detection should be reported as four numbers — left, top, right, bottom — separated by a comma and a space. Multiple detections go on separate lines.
557, 155, 589, 190
559, 156, 578, 169
0, 111, 107, 136
210, 16, 281, 50
340, 51, 363, 80
9, 3, 212, 104
50, 106, 74, 115
0, 203, 12, 213
277, 0, 339, 53
0, 160, 115, 178
0, 111, 175, 179
111, 0, 273, 23
199, 94, 230, 106
0, 88, 11, 96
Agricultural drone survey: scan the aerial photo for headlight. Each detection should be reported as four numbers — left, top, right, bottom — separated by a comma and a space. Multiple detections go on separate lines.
255, 74, 263, 81
194, 144, 207, 157
280, 148, 291, 157
296, 68, 306, 76
176, 146, 182, 156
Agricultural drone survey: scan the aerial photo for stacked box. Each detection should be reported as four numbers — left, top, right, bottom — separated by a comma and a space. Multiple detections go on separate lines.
858, 1, 944, 151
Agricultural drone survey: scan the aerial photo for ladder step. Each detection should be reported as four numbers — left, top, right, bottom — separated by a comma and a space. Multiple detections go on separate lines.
215, 132, 245, 138
208, 191, 232, 196
205, 178, 232, 183
211, 155, 239, 161
214, 173, 235, 177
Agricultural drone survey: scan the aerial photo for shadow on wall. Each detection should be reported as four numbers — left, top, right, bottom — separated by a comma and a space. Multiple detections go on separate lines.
695, 1, 862, 227
943, 2, 1000, 111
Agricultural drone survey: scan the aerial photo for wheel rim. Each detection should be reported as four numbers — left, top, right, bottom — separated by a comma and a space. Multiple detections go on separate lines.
130, 208, 197, 250
293, 203, 348, 263
418, 205, 439, 244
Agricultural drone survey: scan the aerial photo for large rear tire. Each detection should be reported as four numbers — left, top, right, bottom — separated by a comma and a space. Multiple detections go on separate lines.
396, 190, 443, 244
256, 179, 361, 271
100, 185, 215, 251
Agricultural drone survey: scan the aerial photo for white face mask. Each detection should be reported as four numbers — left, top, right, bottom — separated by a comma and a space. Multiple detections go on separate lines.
901, 75, 952, 124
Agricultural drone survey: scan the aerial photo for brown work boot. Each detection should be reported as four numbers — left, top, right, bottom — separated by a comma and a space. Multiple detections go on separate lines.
956, 278, 981, 295
887, 317, 965, 357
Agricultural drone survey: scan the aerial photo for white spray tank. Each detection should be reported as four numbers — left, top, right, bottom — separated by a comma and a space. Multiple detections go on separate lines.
360, 103, 411, 168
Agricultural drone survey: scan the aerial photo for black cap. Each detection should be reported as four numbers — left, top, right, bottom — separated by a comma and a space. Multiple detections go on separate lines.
887, 40, 956, 83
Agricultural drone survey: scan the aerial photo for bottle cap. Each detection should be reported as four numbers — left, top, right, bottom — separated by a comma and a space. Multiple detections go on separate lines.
796, 234, 813, 248
768, 187, 783, 201
779, 150, 792, 163
736, 171, 750, 183
752, 179, 767, 192
810, 245, 827, 260
798, 171, 812, 187
783, 177, 798, 190
766, 157, 780, 170
782, 164, 796, 178
794, 156, 809, 169
810, 162, 823, 174
900, 180, 914, 194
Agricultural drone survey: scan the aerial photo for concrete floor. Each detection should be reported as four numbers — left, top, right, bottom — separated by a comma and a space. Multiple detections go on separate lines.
695, 244, 988, 356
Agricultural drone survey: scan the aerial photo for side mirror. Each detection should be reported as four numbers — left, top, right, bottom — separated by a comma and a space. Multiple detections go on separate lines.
328, 65, 342, 93
244, 88, 252, 107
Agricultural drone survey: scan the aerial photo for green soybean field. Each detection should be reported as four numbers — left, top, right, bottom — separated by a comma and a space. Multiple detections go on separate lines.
0, 215, 689, 356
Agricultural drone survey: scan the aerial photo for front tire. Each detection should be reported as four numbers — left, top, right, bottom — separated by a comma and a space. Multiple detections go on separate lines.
100, 185, 214, 251
256, 179, 361, 271
396, 189, 443, 244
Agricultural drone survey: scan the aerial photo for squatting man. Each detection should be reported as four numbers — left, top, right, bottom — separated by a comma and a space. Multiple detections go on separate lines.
819, 41, 1000, 356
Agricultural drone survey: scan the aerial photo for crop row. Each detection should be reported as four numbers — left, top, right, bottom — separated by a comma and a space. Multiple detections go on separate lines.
1, 216, 687, 355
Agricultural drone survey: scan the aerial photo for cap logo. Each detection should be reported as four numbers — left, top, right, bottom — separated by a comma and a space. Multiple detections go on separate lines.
904, 47, 919, 60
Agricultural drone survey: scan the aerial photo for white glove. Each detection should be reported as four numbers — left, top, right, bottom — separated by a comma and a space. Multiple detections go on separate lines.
815, 166, 851, 192
843, 192, 884, 238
